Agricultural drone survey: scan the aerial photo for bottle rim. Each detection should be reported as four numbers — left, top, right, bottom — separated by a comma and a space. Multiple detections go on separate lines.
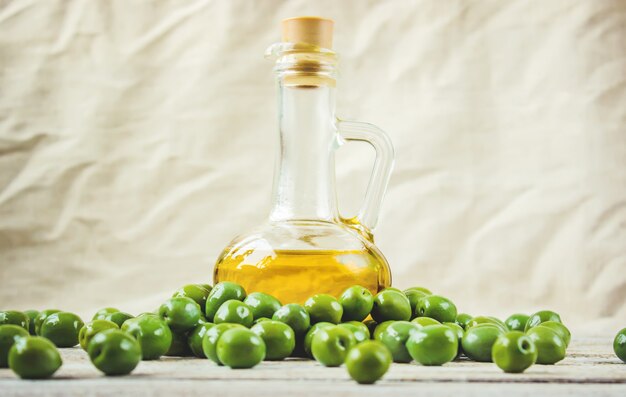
265, 42, 337, 85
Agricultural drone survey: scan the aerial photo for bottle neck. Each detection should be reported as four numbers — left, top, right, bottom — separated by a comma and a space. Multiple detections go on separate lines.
269, 81, 338, 223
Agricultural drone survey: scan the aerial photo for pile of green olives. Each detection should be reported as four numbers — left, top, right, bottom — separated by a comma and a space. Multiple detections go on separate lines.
1, 282, 624, 384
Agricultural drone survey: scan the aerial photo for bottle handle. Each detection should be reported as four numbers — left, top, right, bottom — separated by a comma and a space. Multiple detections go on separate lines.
335, 119, 395, 239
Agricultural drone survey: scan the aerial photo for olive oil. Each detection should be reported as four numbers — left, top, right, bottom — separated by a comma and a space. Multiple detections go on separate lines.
212, 18, 394, 303
214, 248, 391, 304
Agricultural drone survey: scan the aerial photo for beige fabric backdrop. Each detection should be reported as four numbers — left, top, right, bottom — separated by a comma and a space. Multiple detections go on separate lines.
1, 0, 625, 332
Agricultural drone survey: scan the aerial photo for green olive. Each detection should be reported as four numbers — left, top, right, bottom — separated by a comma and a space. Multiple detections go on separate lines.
250, 320, 295, 361
442, 322, 464, 358
614, 328, 626, 363
338, 321, 370, 344
339, 285, 374, 322
492, 331, 537, 373
466, 316, 508, 332
8, 336, 62, 379
406, 324, 458, 366
173, 284, 211, 313
213, 300, 254, 327
23, 310, 39, 335
311, 326, 356, 367
158, 296, 202, 332
411, 317, 441, 328
104, 312, 134, 328
121, 313, 173, 360
204, 282, 246, 322
345, 341, 391, 384
34, 309, 60, 335
243, 292, 282, 320
303, 322, 334, 358
165, 331, 193, 357
92, 308, 119, 321
370, 290, 411, 323
379, 321, 419, 363
304, 294, 343, 324
373, 320, 395, 341
202, 323, 245, 365
271, 304, 310, 337
539, 321, 571, 348
0, 325, 29, 367
526, 326, 566, 365
188, 322, 215, 358
39, 312, 84, 348
0, 311, 29, 332
87, 329, 141, 375
78, 320, 119, 351
415, 295, 457, 323
505, 313, 529, 332
461, 324, 504, 362
403, 289, 428, 319
455, 313, 473, 330
524, 310, 562, 332
216, 328, 266, 369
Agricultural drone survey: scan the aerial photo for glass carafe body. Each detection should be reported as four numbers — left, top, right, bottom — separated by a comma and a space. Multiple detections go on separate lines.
213, 43, 394, 304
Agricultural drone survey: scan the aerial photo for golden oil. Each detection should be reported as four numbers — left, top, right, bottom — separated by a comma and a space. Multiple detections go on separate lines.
213, 248, 391, 305
212, 19, 395, 302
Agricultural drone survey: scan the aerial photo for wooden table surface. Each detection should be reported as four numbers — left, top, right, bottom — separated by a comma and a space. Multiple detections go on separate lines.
1, 336, 625, 396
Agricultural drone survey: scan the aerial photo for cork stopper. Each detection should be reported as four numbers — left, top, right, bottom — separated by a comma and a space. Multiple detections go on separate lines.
281, 16, 334, 49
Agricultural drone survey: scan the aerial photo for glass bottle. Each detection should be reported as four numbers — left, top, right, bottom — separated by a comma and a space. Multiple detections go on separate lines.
213, 17, 395, 304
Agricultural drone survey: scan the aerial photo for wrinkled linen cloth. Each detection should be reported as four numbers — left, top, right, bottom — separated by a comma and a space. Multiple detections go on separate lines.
0, 0, 624, 332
